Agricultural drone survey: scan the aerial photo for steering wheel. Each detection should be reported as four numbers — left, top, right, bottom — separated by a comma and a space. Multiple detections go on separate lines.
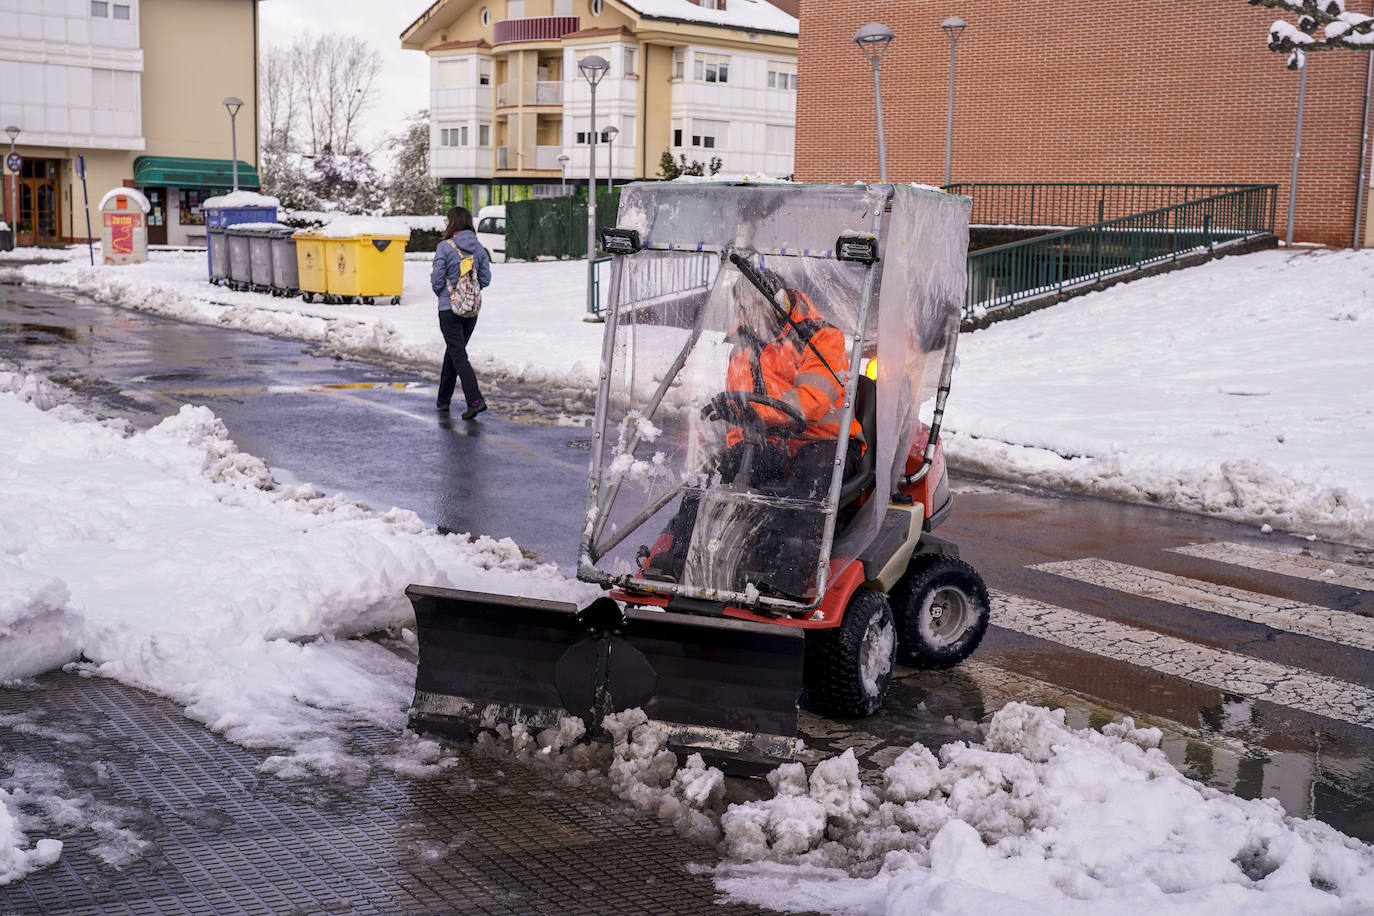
706, 389, 808, 437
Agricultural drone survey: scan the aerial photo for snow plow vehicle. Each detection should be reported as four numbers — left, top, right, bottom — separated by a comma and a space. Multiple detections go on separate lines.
405, 181, 990, 774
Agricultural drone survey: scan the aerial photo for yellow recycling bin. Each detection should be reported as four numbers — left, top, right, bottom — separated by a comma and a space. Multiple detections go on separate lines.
309, 220, 409, 305
292, 230, 328, 303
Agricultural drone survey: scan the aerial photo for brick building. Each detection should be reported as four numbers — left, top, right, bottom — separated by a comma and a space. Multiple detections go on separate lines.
795, 1, 1373, 247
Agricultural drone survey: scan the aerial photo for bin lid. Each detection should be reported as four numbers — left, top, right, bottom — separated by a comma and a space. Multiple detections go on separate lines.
229, 222, 293, 236
201, 190, 281, 211
310, 216, 412, 241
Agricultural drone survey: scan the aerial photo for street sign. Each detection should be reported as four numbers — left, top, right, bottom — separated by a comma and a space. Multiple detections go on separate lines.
76, 154, 86, 180
5, 153, 20, 173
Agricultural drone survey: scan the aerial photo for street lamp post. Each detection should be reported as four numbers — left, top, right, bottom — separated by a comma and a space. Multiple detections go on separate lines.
558, 153, 570, 194
602, 125, 619, 195
852, 23, 894, 183
941, 17, 967, 188
222, 97, 244, 191
1286, 55, 1309, 247
578, 55, 609, 317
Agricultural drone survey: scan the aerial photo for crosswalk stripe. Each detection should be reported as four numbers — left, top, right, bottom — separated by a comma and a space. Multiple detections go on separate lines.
991, 589, 1374, 730
1032, 557, 1374, 652
1168, 541, 1374, 592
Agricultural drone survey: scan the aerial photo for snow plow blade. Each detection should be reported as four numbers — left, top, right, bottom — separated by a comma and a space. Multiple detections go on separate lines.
405, 585, 805, 775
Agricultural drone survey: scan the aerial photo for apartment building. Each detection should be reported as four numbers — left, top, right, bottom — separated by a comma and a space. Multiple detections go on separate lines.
0, 0, 260, 247
795, 1, 1373, 247
401, 0, 798, 211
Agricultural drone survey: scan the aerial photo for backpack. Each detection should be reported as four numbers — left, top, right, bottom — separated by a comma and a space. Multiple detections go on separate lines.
444, 238, 482, 316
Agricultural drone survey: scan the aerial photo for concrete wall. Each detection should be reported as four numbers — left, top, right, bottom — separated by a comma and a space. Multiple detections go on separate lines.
795, 0, 1374, 247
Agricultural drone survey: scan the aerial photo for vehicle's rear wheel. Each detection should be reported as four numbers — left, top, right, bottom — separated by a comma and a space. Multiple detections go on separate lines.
891, 554, 990, 669
802, 588, 895, 718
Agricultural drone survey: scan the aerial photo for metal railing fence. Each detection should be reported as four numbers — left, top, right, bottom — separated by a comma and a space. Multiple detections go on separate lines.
943, 181, 1275, 229
962, 184, 1277, 318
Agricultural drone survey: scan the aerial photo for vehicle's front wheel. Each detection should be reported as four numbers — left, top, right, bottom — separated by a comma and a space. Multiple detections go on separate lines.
891, 555, 990, 669
802, 588, 896, 718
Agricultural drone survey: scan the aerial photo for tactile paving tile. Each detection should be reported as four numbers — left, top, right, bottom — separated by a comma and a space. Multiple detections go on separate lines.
0, 671, 777, 915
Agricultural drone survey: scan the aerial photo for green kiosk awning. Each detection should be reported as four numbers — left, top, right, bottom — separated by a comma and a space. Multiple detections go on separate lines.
132, 156, 261, 190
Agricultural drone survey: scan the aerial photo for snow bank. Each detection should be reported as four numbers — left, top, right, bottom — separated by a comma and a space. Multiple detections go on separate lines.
0, 788, 61, 885
303, 217, 412, 239
711, 703, 1374, 914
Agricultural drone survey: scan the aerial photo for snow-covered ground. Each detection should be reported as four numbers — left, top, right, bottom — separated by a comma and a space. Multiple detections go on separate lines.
1, 242, 1372, 909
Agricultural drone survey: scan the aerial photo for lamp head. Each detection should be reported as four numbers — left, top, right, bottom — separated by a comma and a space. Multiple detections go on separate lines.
941, 16, 967, 41
4, 125, 19, 141
558, 153, 570, 165
222, 96, 244, 118
852, 22, 895, 63
602, 125, 619, 141
578, 55, 610, 86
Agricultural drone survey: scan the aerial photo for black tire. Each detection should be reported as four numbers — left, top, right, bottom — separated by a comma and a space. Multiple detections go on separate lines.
390, 296, 401, 305
802, 588, 896, 718
301, 291, 313, 303
891, 554, 990, 669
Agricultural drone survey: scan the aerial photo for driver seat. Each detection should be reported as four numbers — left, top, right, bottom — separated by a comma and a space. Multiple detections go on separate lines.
837, 375, 877, 507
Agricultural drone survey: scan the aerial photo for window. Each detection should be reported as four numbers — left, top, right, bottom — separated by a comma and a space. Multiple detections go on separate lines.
766, 124, 793, 154
178, 189, 207, 226
436, 60, 468, 89
672, 48, 684, 79
768, 61, 796, 90
590, 0, 603, 15
623, 47, 636, 76
90, 1, 107, 15
698, 0, 724, 8
478, 63, 491, 85
671, 119, 683, 147
480, 6, 490, 26
690, 119, 725, 150
478, 123, 491, 146
113, 3, 129, 19
507, 0, 525, 17
693, 53, 729, 84
440, 125, 468, 147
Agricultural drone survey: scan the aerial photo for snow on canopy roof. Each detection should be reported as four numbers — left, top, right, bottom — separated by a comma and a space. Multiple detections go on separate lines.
201, 190, 281, 210
97, 186, 150, 213
620, 0, 797, 35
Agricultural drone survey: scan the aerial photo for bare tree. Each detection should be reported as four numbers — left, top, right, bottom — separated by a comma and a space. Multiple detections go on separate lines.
291, 33, 382, 154
260, 44, 296, 149
1249, 0, 1374, 68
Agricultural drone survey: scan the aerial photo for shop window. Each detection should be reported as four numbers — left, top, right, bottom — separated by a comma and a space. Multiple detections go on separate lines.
178, 189, 207, 226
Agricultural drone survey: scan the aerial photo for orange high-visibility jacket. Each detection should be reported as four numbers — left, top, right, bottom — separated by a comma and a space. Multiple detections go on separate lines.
723, 288, 855, 455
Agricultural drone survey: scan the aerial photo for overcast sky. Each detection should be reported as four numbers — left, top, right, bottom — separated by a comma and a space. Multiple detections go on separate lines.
259, 0, 431, 155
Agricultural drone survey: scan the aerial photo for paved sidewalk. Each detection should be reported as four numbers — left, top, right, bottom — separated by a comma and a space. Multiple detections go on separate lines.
0, 671, 769, 916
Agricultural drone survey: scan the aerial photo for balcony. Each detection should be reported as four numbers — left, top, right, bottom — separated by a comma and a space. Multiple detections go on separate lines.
535, 146, 563, 170
493, 16, 579, 46
530, 81, 562, 105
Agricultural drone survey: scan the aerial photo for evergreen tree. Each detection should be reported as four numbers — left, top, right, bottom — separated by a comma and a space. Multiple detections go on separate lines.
387, 111, 443, 216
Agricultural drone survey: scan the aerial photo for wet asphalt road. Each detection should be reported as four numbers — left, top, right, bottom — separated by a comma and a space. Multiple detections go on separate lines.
3, 281, 1373, 842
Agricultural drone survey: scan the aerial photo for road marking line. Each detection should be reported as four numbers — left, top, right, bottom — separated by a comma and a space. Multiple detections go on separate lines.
991, 589, 1374, 730
1169, 541, 1374, 592
1032, 557, 1374, 651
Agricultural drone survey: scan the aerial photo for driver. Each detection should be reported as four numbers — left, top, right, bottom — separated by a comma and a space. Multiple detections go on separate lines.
639, 268, 859, 591
703, 269, 853, 497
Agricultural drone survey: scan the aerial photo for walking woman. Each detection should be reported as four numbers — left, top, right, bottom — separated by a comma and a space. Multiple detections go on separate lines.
431, 206, 492, 419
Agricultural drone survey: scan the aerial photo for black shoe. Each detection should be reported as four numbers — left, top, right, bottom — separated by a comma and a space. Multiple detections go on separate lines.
436, 403, 450, 412
461, 399, 487, 420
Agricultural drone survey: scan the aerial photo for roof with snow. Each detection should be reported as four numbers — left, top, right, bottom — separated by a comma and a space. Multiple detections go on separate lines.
402, 0, 796, 45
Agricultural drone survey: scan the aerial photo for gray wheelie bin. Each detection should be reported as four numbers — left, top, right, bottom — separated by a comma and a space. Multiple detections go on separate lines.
269, 229, 300, 296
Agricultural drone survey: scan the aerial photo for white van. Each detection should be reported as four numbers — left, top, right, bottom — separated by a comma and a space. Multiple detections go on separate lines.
476, 205, 506, 261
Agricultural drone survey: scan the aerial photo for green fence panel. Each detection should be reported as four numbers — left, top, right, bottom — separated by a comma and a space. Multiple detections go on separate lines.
507, 190, 622, 260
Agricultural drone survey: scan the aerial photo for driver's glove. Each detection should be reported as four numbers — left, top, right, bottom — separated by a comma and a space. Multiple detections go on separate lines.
701, 392, 757, 425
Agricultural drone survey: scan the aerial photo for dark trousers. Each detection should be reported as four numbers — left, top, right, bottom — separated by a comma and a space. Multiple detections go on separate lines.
437, 310, 482, 408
